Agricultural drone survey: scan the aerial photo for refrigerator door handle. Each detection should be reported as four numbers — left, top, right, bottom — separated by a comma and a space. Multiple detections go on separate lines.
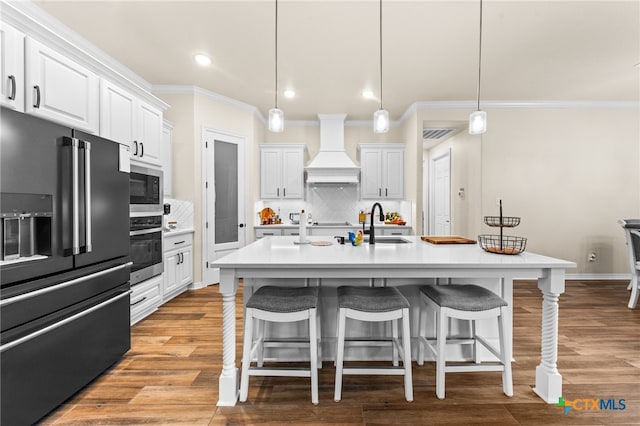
0, 289, 132, 353
0, 262, 133, 307
71, 137, 80, 255
83, 140, 92, 253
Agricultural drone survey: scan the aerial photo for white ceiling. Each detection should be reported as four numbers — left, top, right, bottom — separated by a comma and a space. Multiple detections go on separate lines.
33, 0, 640, 122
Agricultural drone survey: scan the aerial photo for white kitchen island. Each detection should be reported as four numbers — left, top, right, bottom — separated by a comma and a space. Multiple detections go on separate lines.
212, 235, 575, 406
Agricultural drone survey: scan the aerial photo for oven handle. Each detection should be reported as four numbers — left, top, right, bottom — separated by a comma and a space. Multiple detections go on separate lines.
0, 262, 132, 308
129, 228, 163, 237
0, 290, 132, 353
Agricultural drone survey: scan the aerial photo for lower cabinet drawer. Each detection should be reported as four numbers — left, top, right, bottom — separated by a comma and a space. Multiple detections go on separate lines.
130, 275, 162, 325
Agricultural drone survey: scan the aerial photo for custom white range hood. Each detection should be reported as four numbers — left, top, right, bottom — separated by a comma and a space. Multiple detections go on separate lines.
305, 114, 359, 184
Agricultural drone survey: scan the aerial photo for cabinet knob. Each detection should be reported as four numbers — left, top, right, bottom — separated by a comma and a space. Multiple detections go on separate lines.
238, 223, 245, 228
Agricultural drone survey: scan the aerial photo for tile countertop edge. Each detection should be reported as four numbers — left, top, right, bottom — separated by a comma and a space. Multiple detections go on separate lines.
163, 228, 195, 237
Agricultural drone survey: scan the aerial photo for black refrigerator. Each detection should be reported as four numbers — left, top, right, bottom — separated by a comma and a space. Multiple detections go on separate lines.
0, 107, 131, 425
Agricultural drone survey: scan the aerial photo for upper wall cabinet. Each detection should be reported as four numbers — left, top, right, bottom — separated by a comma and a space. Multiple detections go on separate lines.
260, 144, 306, 200
25, 37, 99, 133
0, 22, 25, 111
162, 120, 174, 198
100, 79, 162, 167
358, 144, 404, 200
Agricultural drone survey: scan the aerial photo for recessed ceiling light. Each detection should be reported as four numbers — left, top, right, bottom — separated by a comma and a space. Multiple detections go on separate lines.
194, 54, 212, 66
284, 89, 296, 98
362, 90, 375, 99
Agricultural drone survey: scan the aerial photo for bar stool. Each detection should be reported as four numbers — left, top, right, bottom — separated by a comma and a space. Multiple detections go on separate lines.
239, 286, 320, 405
417, 284, 512, 399
334, 286, 413, 402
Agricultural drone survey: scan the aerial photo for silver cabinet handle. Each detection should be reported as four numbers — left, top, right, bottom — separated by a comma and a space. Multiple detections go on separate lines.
0, 290, 132, 353
8, 75, 16, 100
84, 141, 92, 252
0, 262, 132, 307
71, 138, 80, 254
33, 85, 40, 108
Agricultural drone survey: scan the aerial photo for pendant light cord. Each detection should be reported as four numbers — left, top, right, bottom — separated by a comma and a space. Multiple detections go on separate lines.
476, 0, 483, 111
379, 0, 383, 110
275, 0, 279, 109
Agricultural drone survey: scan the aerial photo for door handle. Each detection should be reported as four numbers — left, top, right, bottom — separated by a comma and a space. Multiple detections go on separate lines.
83, 141, 92, 253
283, 188, 286, 197
33, 85, 41, 108
8, 75, 16, 100
140, 142, 144, 157
71, 138, 80, 255
238, 223, 245, 228
133, 141, 138, 156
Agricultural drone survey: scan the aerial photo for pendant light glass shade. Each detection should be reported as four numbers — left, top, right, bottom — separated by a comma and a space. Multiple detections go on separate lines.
373, 109, 389, 133
469, 110, 486, 135
268, 108, 284, 132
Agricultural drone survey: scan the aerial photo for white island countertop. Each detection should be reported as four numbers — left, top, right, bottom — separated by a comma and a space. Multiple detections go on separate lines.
213, 235, 575, 407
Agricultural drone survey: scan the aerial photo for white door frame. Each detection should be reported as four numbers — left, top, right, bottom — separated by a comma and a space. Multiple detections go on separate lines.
430, 149, 451, 235
201, 127, 247, 286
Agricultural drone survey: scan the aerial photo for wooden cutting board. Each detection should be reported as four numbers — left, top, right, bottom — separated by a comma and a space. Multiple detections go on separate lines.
421, 236, 476, 244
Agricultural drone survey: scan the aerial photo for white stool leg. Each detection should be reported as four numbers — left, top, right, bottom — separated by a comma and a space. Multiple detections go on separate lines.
309, 308, 319, 405
436, 307, 447, 399
392, 318, 399, 366
418, 296, 426, 365
334, 308, 347, 401
239, 308, 254, 402
498, 308, 513, 397
401, 308, 413, 402
628, 274, 639, 309
472, 320, 481, 364
257, 318, 265, 367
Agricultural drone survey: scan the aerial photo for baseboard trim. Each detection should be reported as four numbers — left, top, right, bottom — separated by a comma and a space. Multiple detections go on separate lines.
189, 281, 209, 290
565, 273, 631, 281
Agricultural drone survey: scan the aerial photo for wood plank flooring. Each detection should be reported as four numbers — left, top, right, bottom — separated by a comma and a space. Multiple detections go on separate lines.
41, 280, 640, 425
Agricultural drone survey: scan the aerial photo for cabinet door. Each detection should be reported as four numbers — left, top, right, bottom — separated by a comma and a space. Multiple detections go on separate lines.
260, 148, 282, 199
0, 23, 25, 111
281, 148, 304, 199
163, 250, 179, 296
178, 247, 193, 287
360, 149, 382, 199
100, 79, 136, 147
255, 228, 282, 239
136, 101, 162, 166
162, 122, 173, 197
382, 148, 404, 199
25, 38, 98, 133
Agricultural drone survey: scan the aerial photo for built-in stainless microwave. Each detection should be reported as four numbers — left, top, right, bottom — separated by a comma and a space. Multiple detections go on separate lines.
130, 165, 163, 213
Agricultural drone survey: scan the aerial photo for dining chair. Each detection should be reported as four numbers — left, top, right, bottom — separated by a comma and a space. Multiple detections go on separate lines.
619, 219, 640, 309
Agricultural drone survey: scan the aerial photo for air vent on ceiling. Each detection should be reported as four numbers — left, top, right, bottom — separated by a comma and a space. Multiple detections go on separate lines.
422, 128, 456, 140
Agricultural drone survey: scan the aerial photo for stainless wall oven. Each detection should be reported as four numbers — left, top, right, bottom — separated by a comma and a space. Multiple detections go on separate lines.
130, 165, 163, 213
129, 214, 163, 285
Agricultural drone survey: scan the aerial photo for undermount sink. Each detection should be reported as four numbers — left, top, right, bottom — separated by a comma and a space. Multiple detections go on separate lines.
363, 236, 411, 244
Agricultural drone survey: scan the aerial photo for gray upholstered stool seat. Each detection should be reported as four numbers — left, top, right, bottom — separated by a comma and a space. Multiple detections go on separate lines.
337, 285, 410, 312
247, 285, 319, 312
420, 284, 507, 311
417, 284, 512, 399
240, 286, 321, 405
334, 286, 413, 402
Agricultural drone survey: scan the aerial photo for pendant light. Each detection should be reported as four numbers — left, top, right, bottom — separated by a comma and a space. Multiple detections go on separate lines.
469, 0, 486, 135
268, 0, 284, 132
373, 0, 389, 134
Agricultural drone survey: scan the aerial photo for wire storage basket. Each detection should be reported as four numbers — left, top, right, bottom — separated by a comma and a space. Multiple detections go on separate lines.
478, 234, 527, 255
484, 216, 520, 227
479, 200, 526, 255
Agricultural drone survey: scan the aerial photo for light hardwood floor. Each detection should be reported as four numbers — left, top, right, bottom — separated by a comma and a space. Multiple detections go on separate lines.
41, 280, 640, 425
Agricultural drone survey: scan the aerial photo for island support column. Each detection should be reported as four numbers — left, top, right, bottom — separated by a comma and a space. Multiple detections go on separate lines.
533, 268, 565, 403
217, 268, 240, 406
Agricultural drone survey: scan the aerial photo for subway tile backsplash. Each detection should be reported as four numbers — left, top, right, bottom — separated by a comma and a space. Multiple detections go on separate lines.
255, 185, 411, 226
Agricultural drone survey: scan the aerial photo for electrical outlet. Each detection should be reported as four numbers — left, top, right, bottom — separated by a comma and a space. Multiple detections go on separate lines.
588, 252, 597, 262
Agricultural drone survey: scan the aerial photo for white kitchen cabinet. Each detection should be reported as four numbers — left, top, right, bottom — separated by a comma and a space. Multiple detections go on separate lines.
130, 274, 163, 325
25, 37, 99, 133
100, 79, 163, 166
162, 120, 174, 197
0, 22, 24, 111
255, 227, 284, 239
381, 226, 412, 236
358, 144, 404, 200
163, 232, 193, 301
260, 144, 305, 199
